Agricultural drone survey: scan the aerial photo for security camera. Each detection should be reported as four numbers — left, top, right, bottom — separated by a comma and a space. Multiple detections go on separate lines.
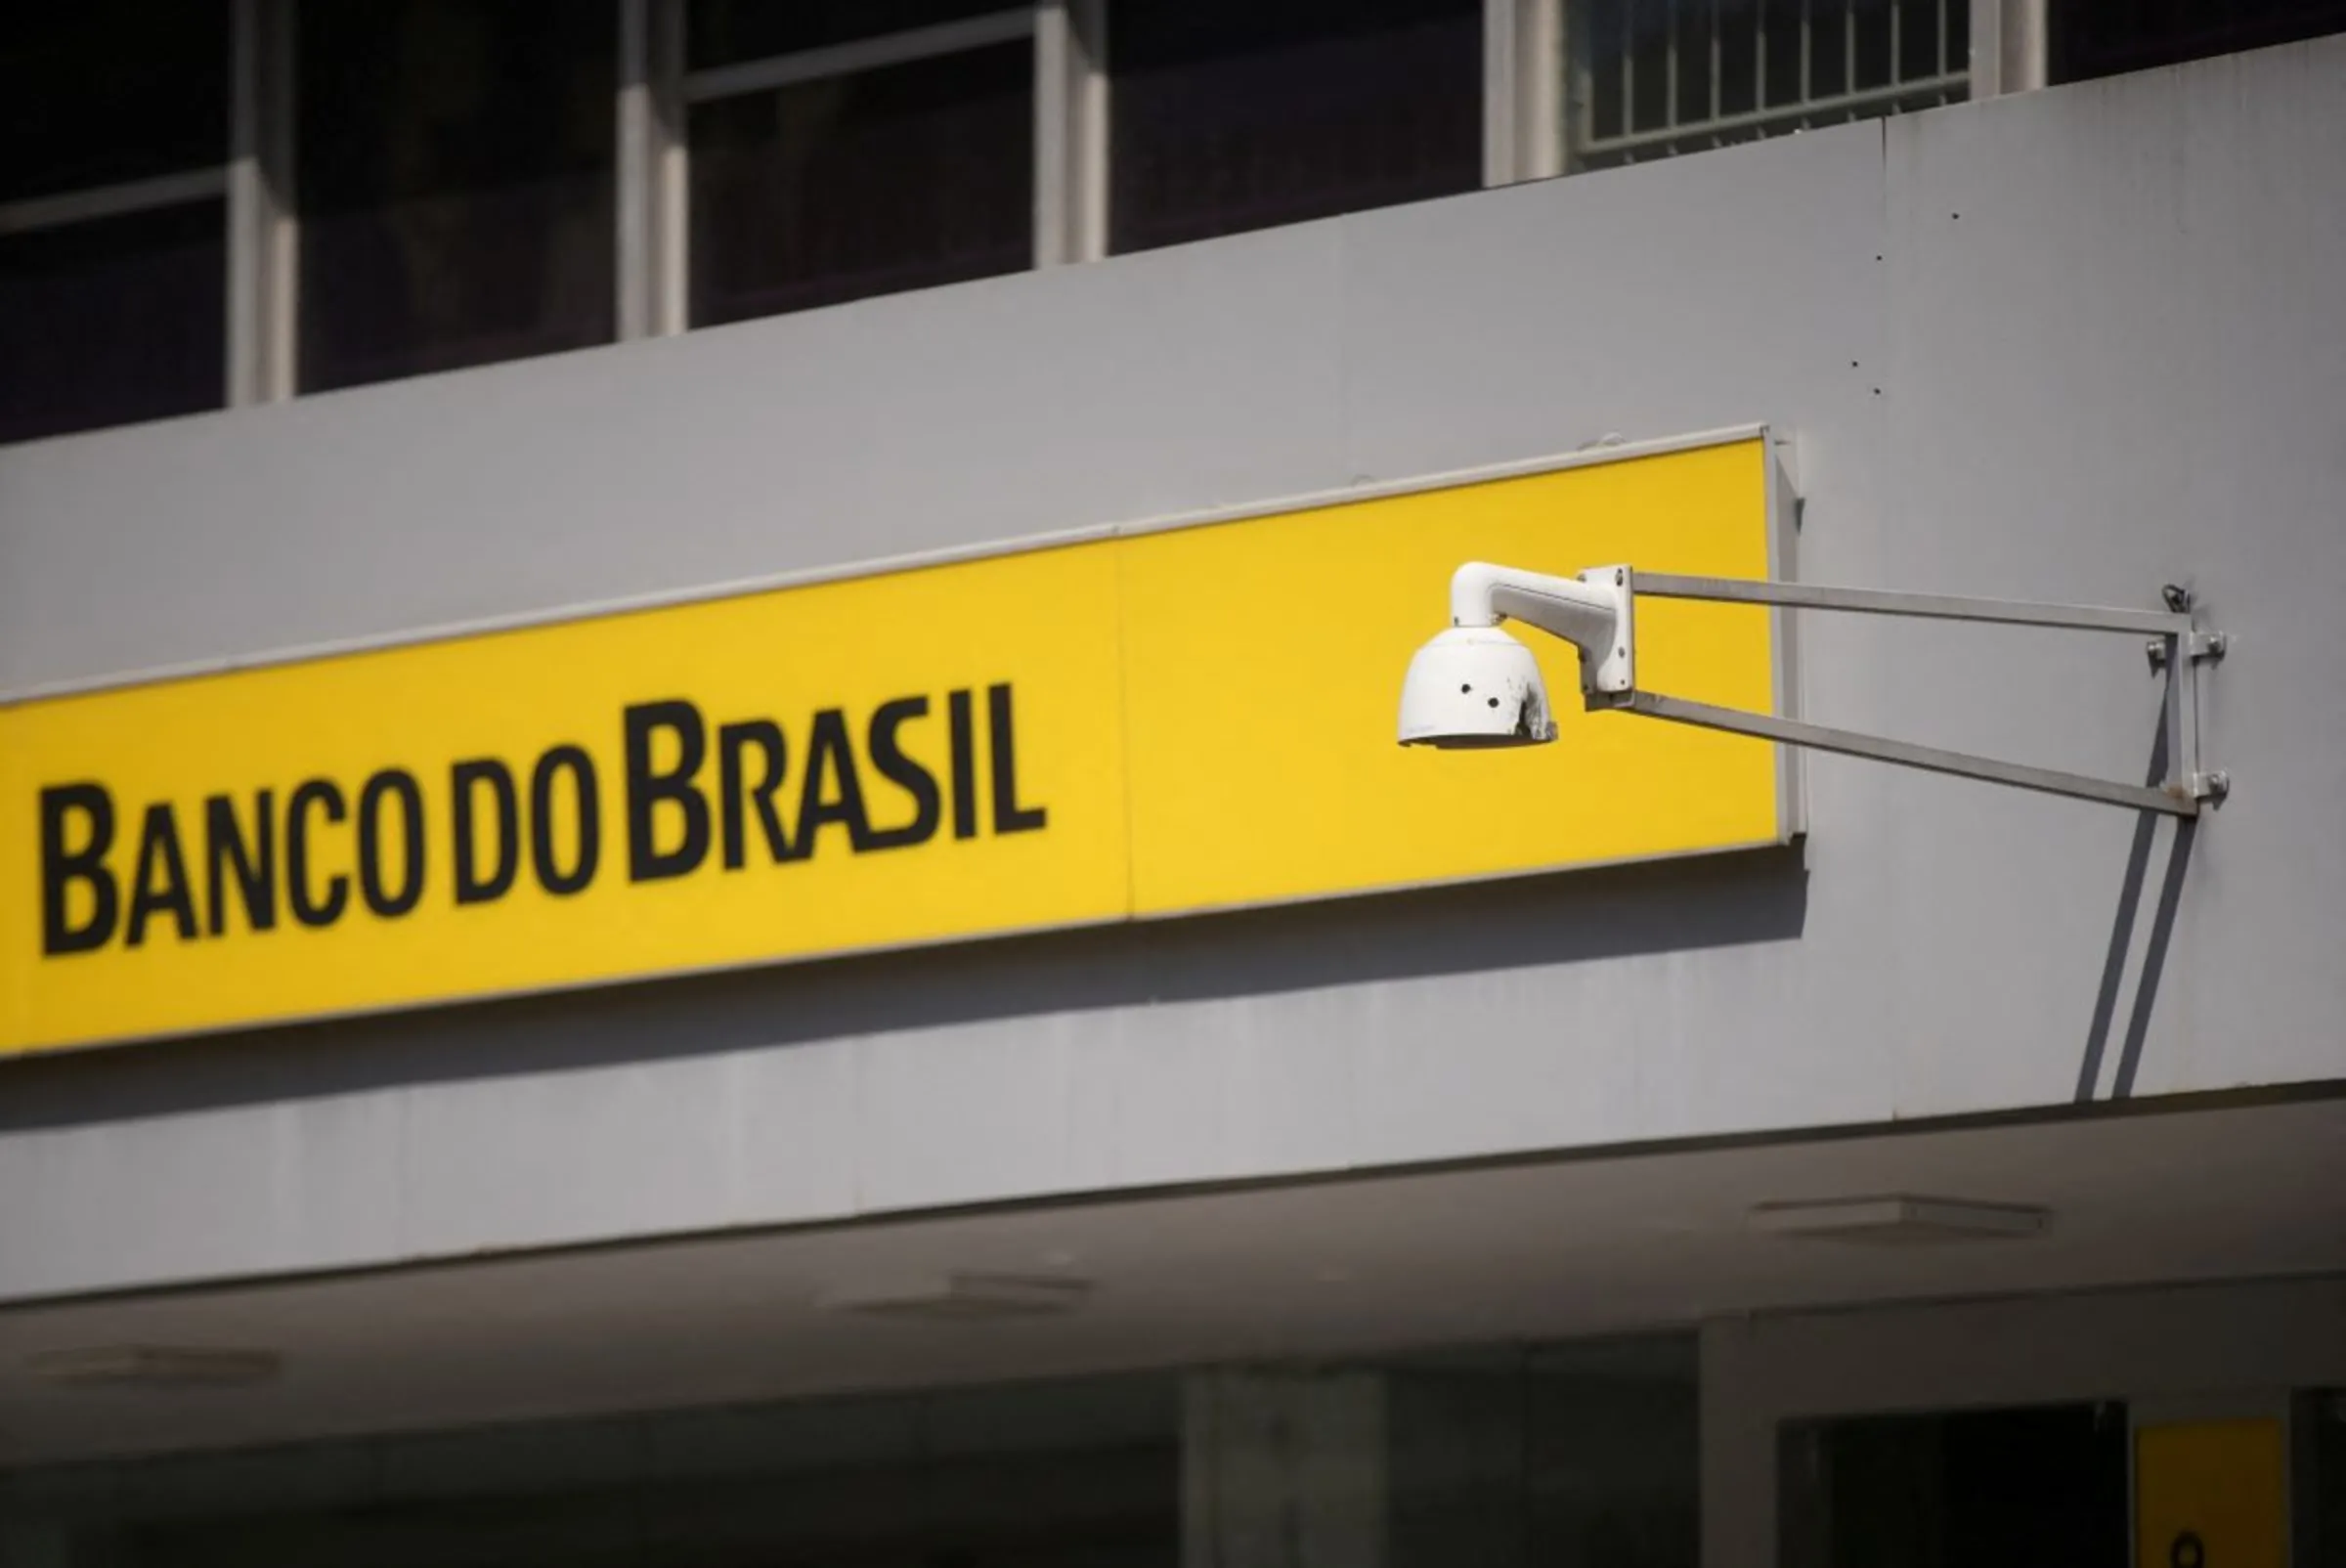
1397, 562, 1634, 748
1399, 554, 2229, 819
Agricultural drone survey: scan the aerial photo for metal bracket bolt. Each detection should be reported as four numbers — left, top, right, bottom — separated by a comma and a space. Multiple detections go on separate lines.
2146, 631, 2227, 672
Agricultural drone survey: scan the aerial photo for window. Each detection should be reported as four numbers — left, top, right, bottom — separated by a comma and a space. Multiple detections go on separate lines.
2052, 0, 2346, 82
0, 1, 230, 446
1575, 0, 1968, 171
298, 0, 617, 393
684, 2, 1036, 327
1108, 0, 1484, 255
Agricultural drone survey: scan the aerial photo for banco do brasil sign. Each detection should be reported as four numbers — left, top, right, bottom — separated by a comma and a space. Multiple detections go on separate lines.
4, 429, 1793, 1056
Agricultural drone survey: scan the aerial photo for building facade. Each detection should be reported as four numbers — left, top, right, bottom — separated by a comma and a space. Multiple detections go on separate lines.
3, 3, 2345, 1564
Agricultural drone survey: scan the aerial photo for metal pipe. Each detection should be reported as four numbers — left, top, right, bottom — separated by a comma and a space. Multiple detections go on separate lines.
1607, 691, 2200, 815
1634, 571, 2193, 635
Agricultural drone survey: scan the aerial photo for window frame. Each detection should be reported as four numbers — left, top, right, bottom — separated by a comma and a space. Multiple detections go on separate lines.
0, 0, 263, 433
618, 0, 1106, 340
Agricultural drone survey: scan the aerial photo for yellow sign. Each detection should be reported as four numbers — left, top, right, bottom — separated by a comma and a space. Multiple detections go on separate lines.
2136, 1418, 2287, 1568
2, 430, 1791, 1056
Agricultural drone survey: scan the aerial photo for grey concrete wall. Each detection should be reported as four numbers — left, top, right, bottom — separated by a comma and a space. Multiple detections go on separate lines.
2, 38, 2342, 1303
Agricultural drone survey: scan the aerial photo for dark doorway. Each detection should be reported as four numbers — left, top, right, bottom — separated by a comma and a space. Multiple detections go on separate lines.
1779, 1402, 2130, 1568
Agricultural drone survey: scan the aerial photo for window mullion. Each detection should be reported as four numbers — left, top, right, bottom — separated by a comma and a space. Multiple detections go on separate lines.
620, 0, 687, 338
228, 0, 296, 405
1486, 0, 1564, 186
1035, 0, 1107, 266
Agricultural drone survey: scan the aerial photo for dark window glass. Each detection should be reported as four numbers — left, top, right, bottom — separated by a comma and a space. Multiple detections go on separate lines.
1780, 1403, 2130, 1568
1760, 0, 1808, 116
0, 202, 226, 446
0, 1, 229, 204
689, 42, 1032, 326
689, 0, 1016, 68
1852, 0, 1893, 91
1717, 0, 1761, 117
2315, 1390, 2346, 1568
1109, 0, 1482, 255
298, 0, 616, 394
2053, 0, 2346, 82
1899, 0, 1948, 82
1384, 1336, 1701, 1568
0, 1334, 1698, 1567
1809, 5, 1849, 99
0, 1373, 1183, 1567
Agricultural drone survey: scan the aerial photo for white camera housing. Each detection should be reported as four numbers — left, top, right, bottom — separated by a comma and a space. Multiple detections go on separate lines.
1397, 627, 1556, 747
1396, 563, 1634, 749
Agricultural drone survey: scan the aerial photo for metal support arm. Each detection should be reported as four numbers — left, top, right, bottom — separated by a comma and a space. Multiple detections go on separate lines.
1598, 691, 2199, 815
1611, 573, 2226, 817
1632, 572, 2197, 635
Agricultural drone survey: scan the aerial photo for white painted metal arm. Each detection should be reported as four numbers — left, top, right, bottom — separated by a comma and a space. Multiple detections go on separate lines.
1613, 572, 2228, 815
1450, 562, 1634, 692
1428, 562, 2227, 817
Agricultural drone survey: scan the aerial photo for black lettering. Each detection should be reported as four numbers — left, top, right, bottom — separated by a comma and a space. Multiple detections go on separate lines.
530, 745, 600, 895
947, 688, 978, 841
124, 803, 196, 947
38, 782, 117, 955
357, 768, 425, 918
203, 791, 277, 936
286, 779, 349, 928
987, 683, 1048, 835
864, 697, 940, 851
718, 719, 792, 868
451, 760, 519, 905
796, 708, 873, 855
625, 700, 710, 882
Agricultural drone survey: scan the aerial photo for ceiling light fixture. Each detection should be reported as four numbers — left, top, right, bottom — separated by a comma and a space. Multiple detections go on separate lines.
816, 1272, 1092, 1322
1748, 1196, 2051, 1245
26, 1345, 282, 1388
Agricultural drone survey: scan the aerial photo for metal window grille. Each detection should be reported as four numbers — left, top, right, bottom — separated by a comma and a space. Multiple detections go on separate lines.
1569, 0, 1969, 172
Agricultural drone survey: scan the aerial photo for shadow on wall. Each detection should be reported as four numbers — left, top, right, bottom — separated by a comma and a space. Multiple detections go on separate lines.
0, 846, 1807, 1132
2074, 721, 2199, 1105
